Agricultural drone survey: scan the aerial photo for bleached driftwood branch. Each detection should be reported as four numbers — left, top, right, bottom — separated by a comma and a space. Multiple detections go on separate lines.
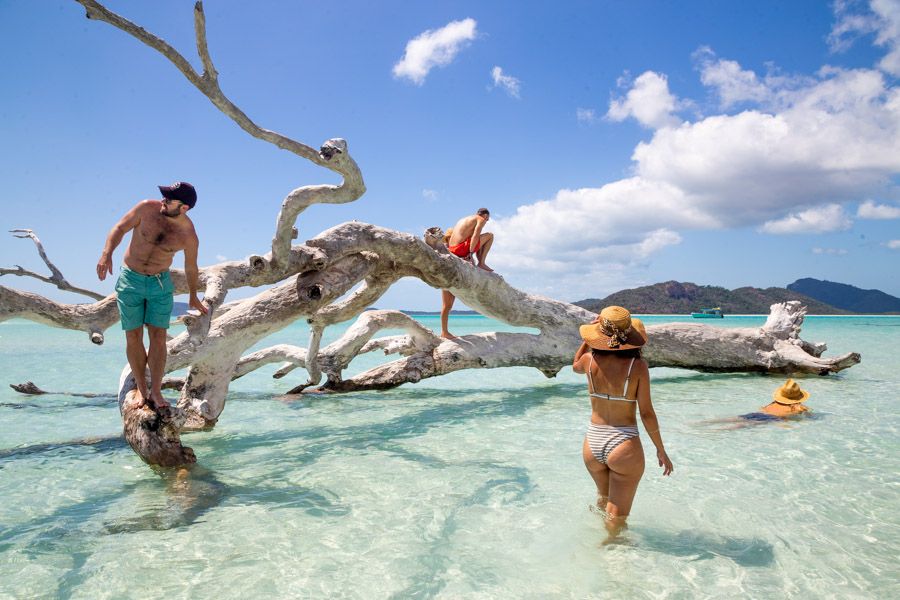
0, 285, 117, 344
2, 229, 105, 301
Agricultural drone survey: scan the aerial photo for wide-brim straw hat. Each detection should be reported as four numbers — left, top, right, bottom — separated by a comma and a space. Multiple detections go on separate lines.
772, 378, 810, 405
579, 305, 647, 350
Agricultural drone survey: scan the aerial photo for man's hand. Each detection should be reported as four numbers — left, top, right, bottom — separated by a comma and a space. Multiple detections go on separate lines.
189, 293, 209, 315
97, 253, 113, 281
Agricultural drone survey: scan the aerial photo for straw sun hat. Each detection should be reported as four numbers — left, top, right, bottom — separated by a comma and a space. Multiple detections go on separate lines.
772, 379, 810, 405
579, 306, 647, 350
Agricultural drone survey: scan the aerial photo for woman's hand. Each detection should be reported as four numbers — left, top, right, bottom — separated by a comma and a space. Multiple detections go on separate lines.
657, 449, 674, 476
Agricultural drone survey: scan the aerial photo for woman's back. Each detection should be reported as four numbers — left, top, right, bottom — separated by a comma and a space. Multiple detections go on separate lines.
586, 353, 642, 427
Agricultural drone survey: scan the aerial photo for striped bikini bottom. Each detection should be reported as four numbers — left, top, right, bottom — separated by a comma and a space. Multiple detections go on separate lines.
586, 423, 639, 464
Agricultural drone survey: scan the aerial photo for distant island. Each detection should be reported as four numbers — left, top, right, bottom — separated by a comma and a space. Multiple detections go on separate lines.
574, 279, 900, 315
787, 278, 900, 314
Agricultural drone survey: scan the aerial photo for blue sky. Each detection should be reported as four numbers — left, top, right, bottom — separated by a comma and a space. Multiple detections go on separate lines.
1, 0, 898, 311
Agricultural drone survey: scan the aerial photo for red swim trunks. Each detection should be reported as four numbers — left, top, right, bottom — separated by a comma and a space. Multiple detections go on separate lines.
448, 238, 480, 258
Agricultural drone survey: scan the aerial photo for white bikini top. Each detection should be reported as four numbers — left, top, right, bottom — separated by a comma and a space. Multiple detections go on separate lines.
587, 355, 637, 403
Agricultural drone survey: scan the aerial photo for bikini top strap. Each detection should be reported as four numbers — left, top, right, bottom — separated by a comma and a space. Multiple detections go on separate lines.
623, 357, 636, 397
587, 354, 595, 394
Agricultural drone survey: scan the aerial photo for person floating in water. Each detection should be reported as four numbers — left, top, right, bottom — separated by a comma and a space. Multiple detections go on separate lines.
440, 208, 494, 339
701, 378, 812, 429
572, 306, 673, 544
97, 182, 208, 413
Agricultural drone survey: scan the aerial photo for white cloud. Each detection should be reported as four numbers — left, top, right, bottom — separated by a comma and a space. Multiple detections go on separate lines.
631, 67, 900, 224
695, 47, 771, 108
886, 239, 900, 248
857, 199, 900, 218
492, 13, 900, 296
392, 18, 477, 85
491, 66, 521, 98
829, 0, 900, 76
422, 189, 438, 201
576, 108, 599, 124
761, 204, 853, 234
606, 71, 684, 129
215, 254, 227, 261
490, 178, 707, 292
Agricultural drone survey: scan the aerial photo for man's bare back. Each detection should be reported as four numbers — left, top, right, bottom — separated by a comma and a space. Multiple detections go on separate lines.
447, 215, 480, 246
125, 201, 198, 275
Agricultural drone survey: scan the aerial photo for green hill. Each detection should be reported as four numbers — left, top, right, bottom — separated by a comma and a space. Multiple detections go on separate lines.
787, 278, 900, 314
574, 281, 848, 315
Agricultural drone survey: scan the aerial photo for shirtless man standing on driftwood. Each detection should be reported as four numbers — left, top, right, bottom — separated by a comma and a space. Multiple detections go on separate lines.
97, 182, 208, 411
441, 208, 494, 339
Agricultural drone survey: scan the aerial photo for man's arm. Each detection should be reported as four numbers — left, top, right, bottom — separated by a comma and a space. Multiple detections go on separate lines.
183, 233, 208, 314
468, 217, 486, 260
97, 202, 144, 281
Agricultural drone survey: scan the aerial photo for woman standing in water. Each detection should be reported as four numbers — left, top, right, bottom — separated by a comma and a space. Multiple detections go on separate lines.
572, 306, 673, 542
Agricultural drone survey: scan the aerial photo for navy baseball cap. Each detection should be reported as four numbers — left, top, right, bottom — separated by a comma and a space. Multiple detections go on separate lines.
158, 181, 197, 208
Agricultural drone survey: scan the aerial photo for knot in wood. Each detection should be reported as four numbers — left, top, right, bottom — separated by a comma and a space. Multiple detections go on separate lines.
320, 138, 346, 161
249, 255, 267, 271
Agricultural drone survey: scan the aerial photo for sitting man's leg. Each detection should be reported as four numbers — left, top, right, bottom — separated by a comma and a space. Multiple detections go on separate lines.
475, 232, 494, 271
440, 290, 457, 339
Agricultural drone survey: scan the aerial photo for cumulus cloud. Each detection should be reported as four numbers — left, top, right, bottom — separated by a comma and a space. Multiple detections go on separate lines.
490, 66, 521, 98
392, 18, 477, 85
829, 0, 900, 76
760, 204, 853, 234
606, 71, 684, 129
492, 10, 900, 296
857, 199, 900, 218
630, 67, 900, 225
215, 254, 227, 262
576, 108, 599, 124
422, 189, 438, 201
886, 239, 900, 248
695, 47, 771, 108
812, 247, 849, 255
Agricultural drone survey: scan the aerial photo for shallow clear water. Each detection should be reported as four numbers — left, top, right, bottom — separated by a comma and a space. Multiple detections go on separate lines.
1, 315, 898, 598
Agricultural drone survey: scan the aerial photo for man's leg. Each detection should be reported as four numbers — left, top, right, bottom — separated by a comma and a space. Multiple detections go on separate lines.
440, 290, 457, 339
475, 232, 494, 271
124, 327, 149, 401
146, 325, 170, 408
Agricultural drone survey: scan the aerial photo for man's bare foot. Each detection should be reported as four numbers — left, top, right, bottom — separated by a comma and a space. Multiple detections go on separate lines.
477, 263, 494, 272
441, 332, 458, 340
145, 394, 171, 414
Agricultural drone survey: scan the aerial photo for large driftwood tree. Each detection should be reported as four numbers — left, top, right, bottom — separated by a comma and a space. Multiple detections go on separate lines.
1, 1, 860, 467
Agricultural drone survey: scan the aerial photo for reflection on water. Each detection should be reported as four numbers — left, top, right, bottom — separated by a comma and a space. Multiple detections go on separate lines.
103, 466, 229, 533
625, 528, 776, 567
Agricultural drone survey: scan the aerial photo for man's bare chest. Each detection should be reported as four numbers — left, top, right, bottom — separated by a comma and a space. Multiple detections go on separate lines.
136, 217, 188, 253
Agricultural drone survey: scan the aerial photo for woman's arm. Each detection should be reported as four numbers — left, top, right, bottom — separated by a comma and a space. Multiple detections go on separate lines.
572, 342, 591, 373
635, 360, 674, 475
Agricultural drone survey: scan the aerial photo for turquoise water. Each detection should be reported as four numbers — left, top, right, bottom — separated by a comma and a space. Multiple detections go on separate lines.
1, 315, 898, 598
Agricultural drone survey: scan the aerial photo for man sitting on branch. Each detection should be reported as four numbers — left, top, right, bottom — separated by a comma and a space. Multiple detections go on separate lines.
440, 208, 494, 339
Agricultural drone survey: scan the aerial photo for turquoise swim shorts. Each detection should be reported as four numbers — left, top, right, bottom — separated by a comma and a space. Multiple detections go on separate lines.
115, 267, 174, 330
